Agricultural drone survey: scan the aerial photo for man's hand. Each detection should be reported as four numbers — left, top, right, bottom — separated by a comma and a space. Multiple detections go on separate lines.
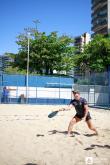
59, 105, 73, 112
59, 108, 65, 112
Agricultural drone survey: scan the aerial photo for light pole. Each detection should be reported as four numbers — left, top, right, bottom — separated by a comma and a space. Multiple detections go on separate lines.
24, 24, 39, 103
33, 19, 40, 31
26, 32, 30, 103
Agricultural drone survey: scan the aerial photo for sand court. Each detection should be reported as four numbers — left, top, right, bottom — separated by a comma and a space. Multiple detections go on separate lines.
0, 104, 110, 165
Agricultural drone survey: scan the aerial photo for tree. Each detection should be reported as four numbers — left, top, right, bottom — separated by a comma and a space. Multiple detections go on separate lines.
74, 34, 110, 73
12, 29, 75, 75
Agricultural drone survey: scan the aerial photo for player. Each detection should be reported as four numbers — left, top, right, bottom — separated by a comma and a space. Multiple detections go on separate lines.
59, 90, 98, 136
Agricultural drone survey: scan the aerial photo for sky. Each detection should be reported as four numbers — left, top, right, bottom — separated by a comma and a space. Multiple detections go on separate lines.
0, 0, 91, 55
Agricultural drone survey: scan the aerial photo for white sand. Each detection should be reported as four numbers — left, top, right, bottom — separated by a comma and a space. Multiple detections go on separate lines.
0, 104, 110, 165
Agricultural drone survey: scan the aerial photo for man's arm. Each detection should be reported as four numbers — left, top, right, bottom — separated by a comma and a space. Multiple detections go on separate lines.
59, 104, 74, 112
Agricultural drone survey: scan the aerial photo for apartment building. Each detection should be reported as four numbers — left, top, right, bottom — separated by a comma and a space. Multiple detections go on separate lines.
74, 32, 91, 53
0, 55, 13, 72
91, 0, 110, 35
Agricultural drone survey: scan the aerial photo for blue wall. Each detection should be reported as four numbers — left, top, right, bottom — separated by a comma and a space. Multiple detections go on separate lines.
0, 74, 73, 104
2, 74, 74, 88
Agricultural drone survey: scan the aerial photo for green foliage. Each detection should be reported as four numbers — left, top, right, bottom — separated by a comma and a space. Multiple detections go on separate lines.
74, 34, 110, 72
12, 30, 75, 75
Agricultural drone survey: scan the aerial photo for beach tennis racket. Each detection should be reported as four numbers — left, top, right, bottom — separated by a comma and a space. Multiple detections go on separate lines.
48, 110, 59, 118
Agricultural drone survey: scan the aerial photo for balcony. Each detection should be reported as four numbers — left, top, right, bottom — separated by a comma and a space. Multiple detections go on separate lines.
92, 23, 107, 32
92, 6, 107, 17
92, 26, 108, 36
92, 0, 107, 11
92, 0, 107, 7
92, 18, 107, 28
92, 0, 101, 10
91, 13, 107, 24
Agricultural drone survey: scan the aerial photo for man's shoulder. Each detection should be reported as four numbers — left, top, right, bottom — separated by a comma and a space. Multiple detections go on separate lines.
70, 99, 75, 103
71, 99, 76, 102
80, 97, 87, 104
80, 97, 86, 101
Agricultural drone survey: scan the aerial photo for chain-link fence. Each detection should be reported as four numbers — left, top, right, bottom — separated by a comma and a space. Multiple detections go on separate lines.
73, 72, 110, 108
0, 72, 110, 108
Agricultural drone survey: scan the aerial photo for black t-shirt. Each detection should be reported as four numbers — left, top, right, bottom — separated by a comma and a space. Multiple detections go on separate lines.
69, 97, 88, 116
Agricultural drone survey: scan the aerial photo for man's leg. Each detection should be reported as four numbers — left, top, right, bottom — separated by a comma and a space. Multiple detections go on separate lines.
86, 119, 98, 135
4, 96, 6, 103
68, 116, 81, 135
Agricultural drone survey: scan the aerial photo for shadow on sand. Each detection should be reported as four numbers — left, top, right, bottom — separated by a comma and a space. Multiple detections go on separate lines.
84, 133, 98, 137
84, 144, 110, 151
48, 130, 80, 135
36, 134, 44, 137
24, 163, 38, 165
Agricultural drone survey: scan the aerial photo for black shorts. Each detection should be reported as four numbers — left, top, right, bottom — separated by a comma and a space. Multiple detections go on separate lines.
74, 112, 91, 121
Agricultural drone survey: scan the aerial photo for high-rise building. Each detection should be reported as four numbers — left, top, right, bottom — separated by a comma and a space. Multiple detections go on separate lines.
91, 0, 110, 35
74, 32, 91, 53
0, 55, 13, 72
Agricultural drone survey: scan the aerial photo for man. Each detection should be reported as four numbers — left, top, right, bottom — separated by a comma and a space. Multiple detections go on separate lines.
2, 86, 16, 104
59, 90, 98, 136
2, 86, 9, 103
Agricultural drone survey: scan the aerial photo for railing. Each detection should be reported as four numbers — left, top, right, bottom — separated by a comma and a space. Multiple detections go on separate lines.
92, 0, 107, 10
